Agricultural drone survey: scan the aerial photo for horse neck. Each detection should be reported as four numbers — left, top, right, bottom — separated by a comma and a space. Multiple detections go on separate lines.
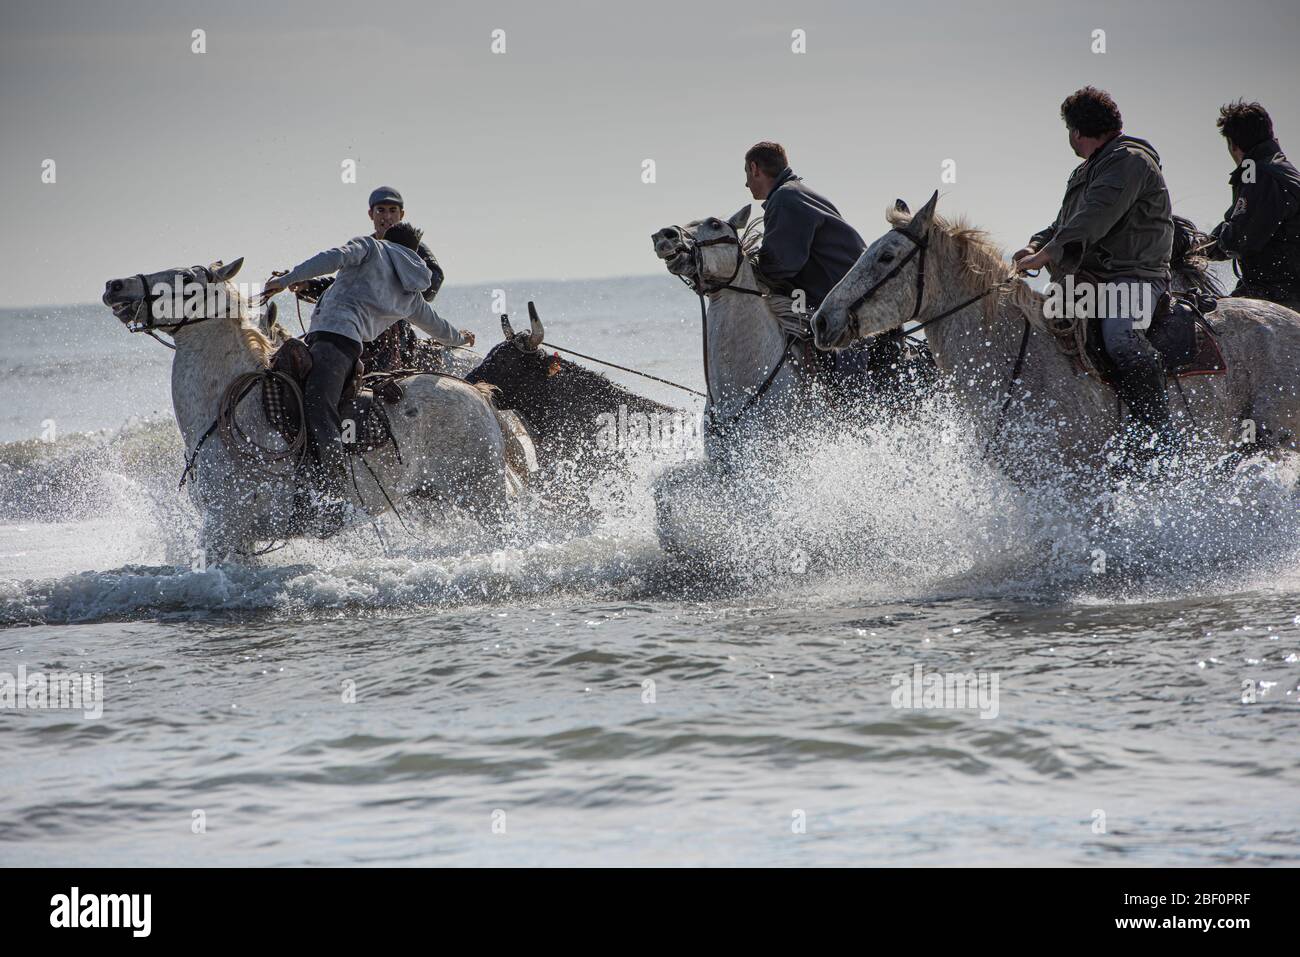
921, 247, 1084, 426
917, 239, 1019, 373
169, 313, 268, 446
704, 262, 788, 411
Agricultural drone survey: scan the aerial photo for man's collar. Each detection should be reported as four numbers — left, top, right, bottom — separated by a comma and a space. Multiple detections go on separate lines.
1086, 132, 1125, 162
1231, 140, 1281, 182
1245, 138, 1282, 163
763, 167, 798, 206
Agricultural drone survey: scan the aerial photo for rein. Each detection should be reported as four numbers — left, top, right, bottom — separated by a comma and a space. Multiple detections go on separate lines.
844, 225, 1040, 441
540, 342, 706, 398
846, 226, 1025, 333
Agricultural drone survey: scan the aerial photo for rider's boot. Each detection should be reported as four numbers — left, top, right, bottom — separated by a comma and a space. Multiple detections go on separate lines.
311, 461, 358, 539
1111, 361, 1183, 477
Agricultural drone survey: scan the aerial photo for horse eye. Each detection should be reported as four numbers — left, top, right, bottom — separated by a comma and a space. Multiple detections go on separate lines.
708, 218, 721, 227
879, 252, 895, 264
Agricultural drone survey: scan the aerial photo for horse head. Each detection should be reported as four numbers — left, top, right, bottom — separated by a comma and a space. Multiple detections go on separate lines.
650, 206, 754, 292
812, 191, 939, 350
102, 258, 246, 334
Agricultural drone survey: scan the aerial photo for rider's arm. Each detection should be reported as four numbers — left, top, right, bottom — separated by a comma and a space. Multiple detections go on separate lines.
1039, 153, 1146, 266
278, 237, 374, 288
1212, 169, 1296, 257
407, 301, 469, 347
757, 193, 816, 282
1026, 219, 1059, 251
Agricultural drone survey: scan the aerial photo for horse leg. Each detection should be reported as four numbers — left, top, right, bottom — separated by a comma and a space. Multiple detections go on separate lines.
197, 512, 255, 567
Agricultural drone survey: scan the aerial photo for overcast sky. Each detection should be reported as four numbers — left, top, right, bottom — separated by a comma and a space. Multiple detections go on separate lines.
1, 0, 1295, 306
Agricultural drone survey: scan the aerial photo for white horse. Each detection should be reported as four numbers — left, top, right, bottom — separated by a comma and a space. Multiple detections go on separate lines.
102, 258, 528, 558
647, 207, 821, 558
812, 192, 1300, 479
651, 206, 809, 446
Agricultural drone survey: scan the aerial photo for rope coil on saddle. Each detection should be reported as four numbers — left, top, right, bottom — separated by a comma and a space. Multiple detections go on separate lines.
217, 370, 310, 478
180, 370, 309, 488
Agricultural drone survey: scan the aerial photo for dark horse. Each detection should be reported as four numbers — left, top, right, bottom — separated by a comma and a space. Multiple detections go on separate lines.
467, 303, 684, 510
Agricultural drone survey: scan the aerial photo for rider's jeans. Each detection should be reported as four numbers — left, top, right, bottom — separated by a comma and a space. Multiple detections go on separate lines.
1090, 275, 1174, 439
1096, 276, 1168, 375
303, 330, 363, 496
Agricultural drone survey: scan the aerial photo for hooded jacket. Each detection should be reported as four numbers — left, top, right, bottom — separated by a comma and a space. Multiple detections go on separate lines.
1029, 134, 1174, 281
278, 236, 467, 346
1208, 138, 1300, 303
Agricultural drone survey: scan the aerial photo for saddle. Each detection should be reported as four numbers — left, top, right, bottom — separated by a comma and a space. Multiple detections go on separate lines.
1052, 289, 1226, 386
261, 337, 406, 456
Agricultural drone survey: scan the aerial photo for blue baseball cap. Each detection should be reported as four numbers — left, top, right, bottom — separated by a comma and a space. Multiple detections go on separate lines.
368, 186, 403, 209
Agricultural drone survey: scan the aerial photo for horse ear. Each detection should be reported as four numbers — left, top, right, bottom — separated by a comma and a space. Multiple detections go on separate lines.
906, 191, 939, 236
894, 198, 910, 214
209, 257, 244, 282
727, 205, 752, 230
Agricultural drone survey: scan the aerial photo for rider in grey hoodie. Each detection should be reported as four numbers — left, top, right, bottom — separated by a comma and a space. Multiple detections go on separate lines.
262, 223, 473, 524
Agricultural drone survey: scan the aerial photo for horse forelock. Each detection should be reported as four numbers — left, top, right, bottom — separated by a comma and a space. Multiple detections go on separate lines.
681, 217, 764, 255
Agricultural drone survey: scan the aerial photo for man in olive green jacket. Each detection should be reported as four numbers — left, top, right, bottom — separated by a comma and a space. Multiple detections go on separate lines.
1014, 87, 1177, 467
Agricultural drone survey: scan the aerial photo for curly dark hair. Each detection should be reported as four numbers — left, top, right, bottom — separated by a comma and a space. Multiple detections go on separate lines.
745, 141, 788, 177
382, 221, 425, 250
1060, 87, 1123, 138
1217, 100, 1274, 152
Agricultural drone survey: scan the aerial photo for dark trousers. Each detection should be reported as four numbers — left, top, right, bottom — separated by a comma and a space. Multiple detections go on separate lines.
1092, 275, 1174, 441
303, 331, 362, 494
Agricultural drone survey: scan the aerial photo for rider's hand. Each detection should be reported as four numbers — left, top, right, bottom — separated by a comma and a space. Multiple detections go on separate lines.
1011, 246, 1036, 263
1013, 248, 1051, 274
459, 330, 476, 348
259, 273, 287, 304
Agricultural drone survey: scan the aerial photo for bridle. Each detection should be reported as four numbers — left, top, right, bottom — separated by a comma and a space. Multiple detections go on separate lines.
668, 221, 805, 432
844, 226, 932, 327
122, 268, 228, 350
840, 223, 1039, 450
843, 224, 1024, 339
671, 221, 765, 299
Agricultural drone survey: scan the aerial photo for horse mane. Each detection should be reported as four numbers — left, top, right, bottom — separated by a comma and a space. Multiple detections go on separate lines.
1170, 215, 1224, 295
883, 205, 1221, 325
215, 281, 275, 366
885, 206, 1031, 326
885, 206, 1012, 284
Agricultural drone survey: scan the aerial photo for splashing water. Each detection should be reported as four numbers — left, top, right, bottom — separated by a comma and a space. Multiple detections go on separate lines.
4, 376, 1296, 626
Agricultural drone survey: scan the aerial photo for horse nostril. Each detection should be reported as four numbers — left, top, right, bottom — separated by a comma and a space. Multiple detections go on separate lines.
659, 229, 676, 240
111, 280, 123, 292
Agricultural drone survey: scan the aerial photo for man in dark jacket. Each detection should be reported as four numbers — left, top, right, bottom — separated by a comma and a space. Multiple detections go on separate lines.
1013, 87, 1177, 466
1205, 101, 1300, 309
747, 142, 865, 307
744, 141, 886, 382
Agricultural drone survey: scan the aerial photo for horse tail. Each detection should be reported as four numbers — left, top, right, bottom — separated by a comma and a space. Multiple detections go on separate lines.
1171, 214, 1225, 297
